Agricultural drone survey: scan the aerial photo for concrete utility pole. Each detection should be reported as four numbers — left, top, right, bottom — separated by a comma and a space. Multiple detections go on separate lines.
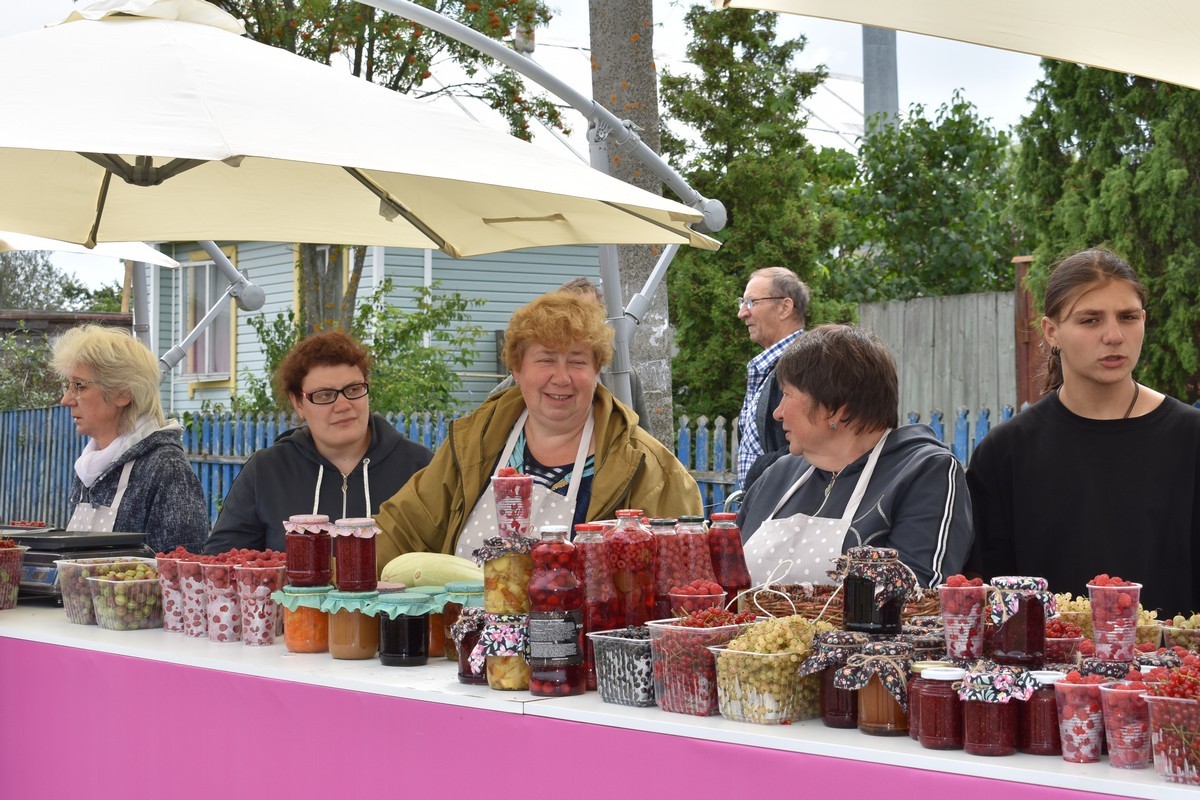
862, 26, 899, 128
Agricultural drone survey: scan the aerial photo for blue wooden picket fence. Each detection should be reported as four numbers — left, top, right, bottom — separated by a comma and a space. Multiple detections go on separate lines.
0, 404, 1013, 526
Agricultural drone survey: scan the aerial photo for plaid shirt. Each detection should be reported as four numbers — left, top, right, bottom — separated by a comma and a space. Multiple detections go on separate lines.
736, 330, 803, 488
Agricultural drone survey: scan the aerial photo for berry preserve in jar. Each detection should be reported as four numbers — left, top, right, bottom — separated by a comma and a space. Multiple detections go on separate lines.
840, 547, 912, 635
331, 517, 379, 592
1018, 671, 1066, 755
707, 513, 751, 606
527, 525, 586, 697
963, 700, 1019, 756
575, 523, 619, 690
800, 631, 871, 729
284, 514, 332, 587
374, 592, 433, 667
918, 667, 966, 750
608, 510, 656, 627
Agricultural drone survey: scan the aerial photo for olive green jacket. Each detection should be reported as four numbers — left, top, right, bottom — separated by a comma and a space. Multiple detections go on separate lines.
375, 384, 702, 571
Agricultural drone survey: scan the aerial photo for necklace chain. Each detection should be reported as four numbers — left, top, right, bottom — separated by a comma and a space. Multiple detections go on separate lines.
1123, 381, 1140, 419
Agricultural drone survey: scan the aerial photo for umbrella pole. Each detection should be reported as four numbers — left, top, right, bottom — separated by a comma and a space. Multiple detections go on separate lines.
129, 260, 153, 349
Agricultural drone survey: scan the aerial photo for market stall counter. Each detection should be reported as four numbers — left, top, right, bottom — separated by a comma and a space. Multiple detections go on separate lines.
0, 606, 1187, 800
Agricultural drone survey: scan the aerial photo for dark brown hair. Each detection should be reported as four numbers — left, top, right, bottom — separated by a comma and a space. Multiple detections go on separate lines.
775, 324, 898, 432
277, 328, 372, 400
1040, 248, 1147, 393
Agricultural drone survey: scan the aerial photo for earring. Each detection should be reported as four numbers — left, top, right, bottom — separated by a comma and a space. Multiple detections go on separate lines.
829, 422, 837, 430
1050, 346, 1061, 357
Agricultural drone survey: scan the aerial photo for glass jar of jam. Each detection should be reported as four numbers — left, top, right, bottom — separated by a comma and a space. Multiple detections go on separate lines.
918, 667, 966, 750
406, 585, 447, 658
986, 576, 1053, 668
834, 640, 914, 736
442, 580, 484, 660
841, 546, 912, 635
374, 592, 433, 667
284, 514, 332, 587
707, 512, 750, 607
575, 522, 619, 690
527, 525, 586, 697
650, 518, 686, 619
957, 665, 1040, 756
280, 584, 332, 653
608, 509, 656, 626
1019, 670, 1066, 755
800, 631, 870, 728
675, 516, 716, 584
908, 660, 953, 741
331, 517, 379, 592
451, 606, 488, 685
325, 590, 380, 659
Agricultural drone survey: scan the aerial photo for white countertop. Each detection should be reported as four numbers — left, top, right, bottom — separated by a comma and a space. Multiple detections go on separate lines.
1, 604, 1190, 799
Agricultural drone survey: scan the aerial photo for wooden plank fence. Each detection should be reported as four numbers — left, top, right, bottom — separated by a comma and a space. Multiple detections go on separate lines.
1, 405, 1016, 526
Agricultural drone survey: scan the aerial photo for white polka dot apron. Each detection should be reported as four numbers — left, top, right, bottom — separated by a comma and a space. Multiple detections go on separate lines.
743, 430, 892, 585
66, 460, 136, 532
454, 409, 595, 558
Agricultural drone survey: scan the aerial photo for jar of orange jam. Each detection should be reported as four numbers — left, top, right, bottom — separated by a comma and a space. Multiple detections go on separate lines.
324, 590, 380, 660
279, 585, 332, 653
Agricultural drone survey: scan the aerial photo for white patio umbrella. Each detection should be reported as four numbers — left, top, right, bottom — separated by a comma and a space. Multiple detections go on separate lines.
0, 231, 179, 268
0, 0, 718, 257
718, 0, 1200, 91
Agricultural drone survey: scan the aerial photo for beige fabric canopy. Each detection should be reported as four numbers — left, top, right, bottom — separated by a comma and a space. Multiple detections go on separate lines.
0, 0, 717, 258
718, 0, 1200, 90
0, 231, 179, 268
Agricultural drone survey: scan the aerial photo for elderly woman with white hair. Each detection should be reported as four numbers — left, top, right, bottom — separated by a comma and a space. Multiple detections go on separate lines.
53, 325, 207, 552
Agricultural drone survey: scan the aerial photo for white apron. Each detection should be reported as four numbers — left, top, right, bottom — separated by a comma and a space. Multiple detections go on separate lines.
743, 431, 892, 585
66, 460, 136, 532
454, 410, 594, 558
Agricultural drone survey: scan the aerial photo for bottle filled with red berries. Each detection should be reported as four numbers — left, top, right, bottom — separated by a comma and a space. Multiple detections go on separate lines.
608, 509, 657, 626
527, 525, 586, 697
707, 513, 751, 609
575, 522, 619, 690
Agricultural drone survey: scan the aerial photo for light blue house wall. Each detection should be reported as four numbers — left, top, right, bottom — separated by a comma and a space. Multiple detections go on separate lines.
148, 242, 601, 415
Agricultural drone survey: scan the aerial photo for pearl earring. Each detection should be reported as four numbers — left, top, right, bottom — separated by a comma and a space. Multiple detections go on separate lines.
829, 422, 837, 430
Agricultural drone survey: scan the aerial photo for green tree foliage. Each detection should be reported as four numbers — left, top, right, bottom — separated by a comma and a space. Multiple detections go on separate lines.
235, 279, 484, 414
0, 324, 61, 411
660, 6, 850, 420
831, 94, 1022, 302
0, 251, 74, 310
1014, 64, 1200, 401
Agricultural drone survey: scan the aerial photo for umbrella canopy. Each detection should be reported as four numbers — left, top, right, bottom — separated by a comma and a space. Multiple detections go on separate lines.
718, 0, 1200, 91
0, 231, 179, 268
0, 0, 717, 257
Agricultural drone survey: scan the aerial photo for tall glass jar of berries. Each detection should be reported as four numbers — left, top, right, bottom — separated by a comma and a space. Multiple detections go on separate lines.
527, 525, 586, 697
707, 513, 751, 607
608, 509, 656, 627
575, 522, 619, 690
675, 516, 716, 584
650, 517, 688, 619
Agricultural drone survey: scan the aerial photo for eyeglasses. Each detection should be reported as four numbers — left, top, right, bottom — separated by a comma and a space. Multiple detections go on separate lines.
301, 382, 370, 405
62, 380, 96, 397
738, 296, 787, 310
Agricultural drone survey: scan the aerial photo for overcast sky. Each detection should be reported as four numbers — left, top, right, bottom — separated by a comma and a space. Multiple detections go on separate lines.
2, 0, 1045, 289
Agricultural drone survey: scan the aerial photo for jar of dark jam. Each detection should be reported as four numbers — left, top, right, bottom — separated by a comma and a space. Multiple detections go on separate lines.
284, 514, 332, 587
841, 547, 912, 635
986, 576, 1051, 668
798, 631, 870, 729
1018, 670, 1066, 755
442, 580, 484, 660
707, 513, 751, 607
908, 660, 953, 741
918, 667, 966, 750
374, 592, 432, 667
451, 606, 487, 685
963, 699, 1019, 756
331, 517, 379, 592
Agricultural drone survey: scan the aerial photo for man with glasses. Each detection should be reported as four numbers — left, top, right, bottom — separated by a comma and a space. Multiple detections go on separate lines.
736, 267, 810, 490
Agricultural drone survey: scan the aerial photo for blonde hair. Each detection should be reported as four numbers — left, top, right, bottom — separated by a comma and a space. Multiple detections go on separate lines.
502, 291, 614, 373
52, 325, 165, 433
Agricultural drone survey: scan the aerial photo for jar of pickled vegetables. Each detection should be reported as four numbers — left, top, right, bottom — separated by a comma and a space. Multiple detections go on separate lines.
276, 584, 332, 653
609, 509, 656, 626
331, 517, 379, 592
575, 522, 619, 690
986, 576, 1054, 668
957, 664, 1040, 756
322, 590, 380, 660
918, 667, 966, 750
443, 580, 485, 660
478, 537, 535, 615
707, 513, 750, 607
799, 630, 870, 729
838, 546, 913, 635
833, 640, 914, 736
480, 612, 530, 691
451, 606, 488, 685
283, 514, 332, 587
370, 592, 434, 667
406, 585, 448, 658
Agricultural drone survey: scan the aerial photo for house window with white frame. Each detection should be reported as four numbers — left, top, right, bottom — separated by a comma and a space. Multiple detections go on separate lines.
182, 259, 233, 379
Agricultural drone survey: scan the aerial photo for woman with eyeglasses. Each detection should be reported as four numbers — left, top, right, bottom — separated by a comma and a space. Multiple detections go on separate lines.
53, 324, 207, 552
204, 329, 433, 554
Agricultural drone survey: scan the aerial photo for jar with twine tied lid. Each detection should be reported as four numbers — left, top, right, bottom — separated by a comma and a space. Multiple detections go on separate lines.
831, 546, 918, 636
834, 639, 914, 735
986, 575, 1056, 668
957, 663, 1039, 756
799, 630, 870, 729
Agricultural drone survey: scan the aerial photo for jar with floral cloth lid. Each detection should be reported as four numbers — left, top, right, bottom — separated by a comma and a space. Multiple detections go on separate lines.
451, 606, 488, 685
901, 631, 948, 663
834, 639, 914, 735
799, 630, 871, 728
986, 575, 1055, 668
1080, 657, 1133, 681
957, 663, 1039, 756
407, 585, 448, 658
321, 589, 380, 659
1135, 650, 1182, 670
367, 591, 434, 667
832, 546, 917, 636
907, 615, 944, 632
473, 536, 536, 690
284, 514, 332, 587
331, 517, 379, 592
442, 580, 484, 660
908, 660, 953, 741
272, 584, 332, 653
